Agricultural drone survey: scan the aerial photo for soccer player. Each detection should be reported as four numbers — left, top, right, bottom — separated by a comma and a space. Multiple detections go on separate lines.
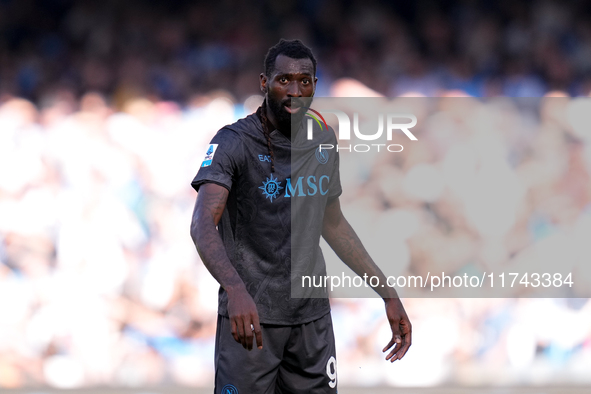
190, 39, 411, 393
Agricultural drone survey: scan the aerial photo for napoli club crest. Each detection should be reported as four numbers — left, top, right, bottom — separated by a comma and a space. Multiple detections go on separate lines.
221, 384, 238, 394
315, 146, 329, 164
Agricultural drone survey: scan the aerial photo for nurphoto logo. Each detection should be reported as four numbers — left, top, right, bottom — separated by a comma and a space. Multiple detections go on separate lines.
305, 109, 418, 153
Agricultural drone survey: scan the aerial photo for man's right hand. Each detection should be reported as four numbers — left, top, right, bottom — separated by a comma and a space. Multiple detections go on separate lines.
226, 286, 263, 350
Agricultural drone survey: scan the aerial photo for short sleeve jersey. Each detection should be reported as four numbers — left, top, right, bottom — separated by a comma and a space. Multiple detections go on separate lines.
192, 113, 342, 325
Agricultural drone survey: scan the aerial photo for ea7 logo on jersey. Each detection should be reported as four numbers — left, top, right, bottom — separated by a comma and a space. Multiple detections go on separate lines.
201, 144, 218, 167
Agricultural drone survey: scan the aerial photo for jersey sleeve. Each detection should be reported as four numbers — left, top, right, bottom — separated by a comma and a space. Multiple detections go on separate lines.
191, 127, 243, 192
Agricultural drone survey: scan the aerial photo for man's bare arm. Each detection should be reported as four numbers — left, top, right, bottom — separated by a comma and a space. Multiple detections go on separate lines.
321, 197, 411, 362
190, 183, 262, 350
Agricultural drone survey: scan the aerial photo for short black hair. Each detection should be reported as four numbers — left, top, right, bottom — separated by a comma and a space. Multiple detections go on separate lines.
264, 39, 317, 77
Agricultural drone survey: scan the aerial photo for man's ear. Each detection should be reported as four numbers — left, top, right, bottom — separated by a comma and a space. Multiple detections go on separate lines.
260, 73, 267, 94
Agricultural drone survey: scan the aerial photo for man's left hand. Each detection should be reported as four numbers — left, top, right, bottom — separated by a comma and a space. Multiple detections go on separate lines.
382, 298, 412, 362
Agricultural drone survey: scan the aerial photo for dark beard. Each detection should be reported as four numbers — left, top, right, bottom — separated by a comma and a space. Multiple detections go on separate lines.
267, 97, 312, 135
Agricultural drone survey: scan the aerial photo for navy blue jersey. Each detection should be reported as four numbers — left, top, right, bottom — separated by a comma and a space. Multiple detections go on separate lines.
192, 113, 341, 325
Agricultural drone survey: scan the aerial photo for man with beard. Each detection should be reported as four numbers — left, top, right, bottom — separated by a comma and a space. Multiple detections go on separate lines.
190, 39, 411, 394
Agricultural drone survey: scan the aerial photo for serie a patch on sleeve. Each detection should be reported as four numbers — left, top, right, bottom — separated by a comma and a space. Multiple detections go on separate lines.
201, 144, 218, 167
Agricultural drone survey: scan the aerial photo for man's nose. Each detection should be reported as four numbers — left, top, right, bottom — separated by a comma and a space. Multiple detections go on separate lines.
286, 81, 302, 97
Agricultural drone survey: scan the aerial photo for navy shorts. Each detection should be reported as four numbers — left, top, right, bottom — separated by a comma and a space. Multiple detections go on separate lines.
214, 312, 338, 394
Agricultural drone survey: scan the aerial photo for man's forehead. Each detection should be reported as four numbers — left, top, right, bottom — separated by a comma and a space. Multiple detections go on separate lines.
271, 54, 315, 76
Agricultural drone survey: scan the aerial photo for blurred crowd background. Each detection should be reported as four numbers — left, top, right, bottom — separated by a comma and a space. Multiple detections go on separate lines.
1, 0, 591, 390
3, 0, 591, 103
321, 95, 591, 386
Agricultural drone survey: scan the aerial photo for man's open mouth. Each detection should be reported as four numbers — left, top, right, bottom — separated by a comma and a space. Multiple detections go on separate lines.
284, 105, 301, 114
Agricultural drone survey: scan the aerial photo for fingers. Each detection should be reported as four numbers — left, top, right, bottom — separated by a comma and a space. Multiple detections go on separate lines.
386, 340, 403, 362
395, 320, 412, 360
231, 314, 263, 351
395, 327, 412, 360
230, 316, 245, 348
252, 315, 263, 349
243, 319, 254, 350
382, 337, 397, 353
384, 334, 403, 362
235, 317, 246, 348
383, 319, 402, 362
231, 318, 239, 343
383, 321, 412, 362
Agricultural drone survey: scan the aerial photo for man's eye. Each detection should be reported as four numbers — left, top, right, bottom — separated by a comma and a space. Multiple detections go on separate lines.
302, 79, 310, 85
279, 77, 288, 83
